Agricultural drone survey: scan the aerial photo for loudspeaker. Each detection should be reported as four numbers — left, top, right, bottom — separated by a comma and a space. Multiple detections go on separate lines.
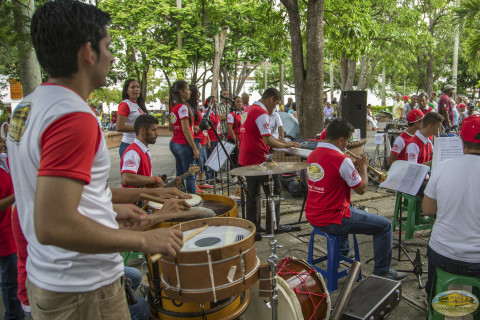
342, 90, 367, 138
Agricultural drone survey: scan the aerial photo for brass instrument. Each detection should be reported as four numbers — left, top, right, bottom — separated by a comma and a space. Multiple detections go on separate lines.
345, 149, 388, 183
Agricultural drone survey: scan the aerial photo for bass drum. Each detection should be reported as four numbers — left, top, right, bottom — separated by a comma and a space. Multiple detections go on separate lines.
242, 258, 331, 320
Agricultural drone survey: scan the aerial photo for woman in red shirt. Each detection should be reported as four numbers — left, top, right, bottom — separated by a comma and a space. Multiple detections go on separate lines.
116, 79, 147, 157
204, 96, 220, 184
169, 80, 199, 194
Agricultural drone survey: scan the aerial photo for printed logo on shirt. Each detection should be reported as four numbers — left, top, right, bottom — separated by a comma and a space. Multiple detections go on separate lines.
124, 159, 136, 168
351, 170, 360, 182
263, 121, 270, 130
391, 144, 400, 153
8, 102, 31, 144
307, 163, 324, 182
241, 112, 248, 124
138, 108, 146, 114
408, 153, 416, 161
170, 113, 177, 124
179, 106, 189, 118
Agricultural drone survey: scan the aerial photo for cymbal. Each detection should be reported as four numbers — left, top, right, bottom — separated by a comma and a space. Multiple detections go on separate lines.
230, 161, 310, 177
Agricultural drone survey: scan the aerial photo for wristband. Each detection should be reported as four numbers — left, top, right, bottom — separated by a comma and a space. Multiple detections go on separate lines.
154, 176, 158, 185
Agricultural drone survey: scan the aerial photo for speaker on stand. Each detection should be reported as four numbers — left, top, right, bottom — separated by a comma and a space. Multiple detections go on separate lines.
341, 91, 367, 139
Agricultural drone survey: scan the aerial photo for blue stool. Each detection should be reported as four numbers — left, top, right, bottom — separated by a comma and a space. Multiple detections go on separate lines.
307, 228, 362, 292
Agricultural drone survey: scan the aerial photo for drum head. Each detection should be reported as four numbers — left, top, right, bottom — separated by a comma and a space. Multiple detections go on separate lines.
148, 201, 163, 210
185, 194, 202, 207
242, 277, 303, 320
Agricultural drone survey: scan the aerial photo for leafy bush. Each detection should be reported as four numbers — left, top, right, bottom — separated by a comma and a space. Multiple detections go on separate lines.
371, 106, 391, 114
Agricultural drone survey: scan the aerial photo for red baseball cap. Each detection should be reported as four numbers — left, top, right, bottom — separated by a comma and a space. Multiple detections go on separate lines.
457, 103, 466, 109
460, 115, 480, 143
407, 109, 424, 123
403, 95, 409, 100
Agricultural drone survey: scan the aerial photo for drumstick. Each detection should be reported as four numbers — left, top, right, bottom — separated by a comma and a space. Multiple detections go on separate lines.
139, 193, 169, 203
149, 224, 209, 263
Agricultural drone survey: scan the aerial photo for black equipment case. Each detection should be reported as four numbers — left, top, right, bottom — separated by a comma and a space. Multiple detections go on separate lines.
342, 275, 402, 320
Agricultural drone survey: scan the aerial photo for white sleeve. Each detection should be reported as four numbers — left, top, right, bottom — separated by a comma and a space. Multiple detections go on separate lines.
339, 158, 363, 188
391, 136, 405, 155
178, 105, 189, 119
275, 112, 283, 127
255, 113, 272, 136
424, 169, 438, 200
227, 113, 234, 124
406, 143, 420, 163
121, 150, 141, 173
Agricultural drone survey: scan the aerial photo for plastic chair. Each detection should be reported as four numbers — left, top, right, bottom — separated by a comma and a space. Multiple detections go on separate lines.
393, 192, 434, 240
427, 268, 480, 320
307, 228, 362, 292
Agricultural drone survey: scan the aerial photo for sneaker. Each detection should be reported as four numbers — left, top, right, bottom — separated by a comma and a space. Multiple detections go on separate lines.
377, 269, 407, 281
196, 188, 204, 194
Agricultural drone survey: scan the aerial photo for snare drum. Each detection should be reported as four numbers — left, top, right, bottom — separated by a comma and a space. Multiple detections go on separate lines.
242, 257, 331, 320
160, 217, 259, 303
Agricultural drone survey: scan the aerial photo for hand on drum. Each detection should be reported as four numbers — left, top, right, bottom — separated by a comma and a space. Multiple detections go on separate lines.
151, 187, 192, 200
159, 198, 190, 213
114, 204, 147, 228
142, 228, 183, 257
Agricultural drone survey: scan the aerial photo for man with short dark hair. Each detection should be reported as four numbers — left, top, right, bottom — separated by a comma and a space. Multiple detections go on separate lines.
305, 118, 406, 280
417, 93, 433, 115
7, 1, 183, 318
427, 92, 437, 110
241, 92, 250, 111
438, 84, 455, 130
388, 109, 424, 167
406, 112, 444, 165
239, 88, 300, 233
217, 89, 230, 137
423, 115, 480, 303
284, 97, 293, 113
121, 114, 165, 188
458, 102, 479, 129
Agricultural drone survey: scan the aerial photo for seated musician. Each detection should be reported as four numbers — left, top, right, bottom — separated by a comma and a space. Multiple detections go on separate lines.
405, 112, 444, 166
305, 118, 406, 280
387, 109, 424, 167
121, 114, 166, 188
422, 115, 480, 303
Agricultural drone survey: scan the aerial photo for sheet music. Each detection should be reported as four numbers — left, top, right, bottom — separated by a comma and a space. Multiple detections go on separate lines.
379, 160, 429, 196
374, 133, 385, 145
205, 142, 235, 172
273, 147, 312, 159
432, 136, 463, 172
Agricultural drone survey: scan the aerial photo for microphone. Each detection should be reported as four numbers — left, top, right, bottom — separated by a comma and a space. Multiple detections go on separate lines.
220, 95, 234, 102
199, 103, 213, 130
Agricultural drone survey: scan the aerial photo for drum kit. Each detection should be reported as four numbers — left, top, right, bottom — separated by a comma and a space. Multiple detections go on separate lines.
143, 158, 340, 320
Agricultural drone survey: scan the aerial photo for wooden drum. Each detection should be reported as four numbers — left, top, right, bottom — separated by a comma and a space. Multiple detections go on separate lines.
243, 257, 331, 320
161, 217, 259, 303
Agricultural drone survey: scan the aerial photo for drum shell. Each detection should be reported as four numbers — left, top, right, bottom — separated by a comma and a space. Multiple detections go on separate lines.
161, 217, 258, 303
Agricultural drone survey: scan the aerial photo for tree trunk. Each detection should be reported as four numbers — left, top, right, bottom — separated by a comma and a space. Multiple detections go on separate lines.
12, 0, 41, 96
282, 0, 324, 138
279, 62, 284, 104
381, 65, 386, 106
176, 0, 182, 50
329, 62, 334, 102
452, 24, 459, 98
426, 54, 434, 95
211, 29, 227, 97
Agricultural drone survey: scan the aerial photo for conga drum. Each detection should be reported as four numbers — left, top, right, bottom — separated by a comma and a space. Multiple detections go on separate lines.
242, 257, 331, 320
160, 217, 259, 303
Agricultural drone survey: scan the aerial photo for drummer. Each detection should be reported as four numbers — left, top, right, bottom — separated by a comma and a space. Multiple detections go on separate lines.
305, 118, 407, 280
239, 88, 300, 234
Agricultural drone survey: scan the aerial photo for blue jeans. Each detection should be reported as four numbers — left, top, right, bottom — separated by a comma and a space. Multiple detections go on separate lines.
124, 267, 149, 320
194, 138, 206, 174
119, 141, 131, 158
426, 245, 480, 300
0, 253, 24, 320
169, 141, 196, 194
313, 207, 392, 275
205, 141, 218, 181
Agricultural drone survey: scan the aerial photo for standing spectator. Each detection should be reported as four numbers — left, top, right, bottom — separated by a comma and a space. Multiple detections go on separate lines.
418, 93, 433, 115
116, 79, 147, 157
437, 84, 455, 130
331, 97, 339, 117
241, 93, 250, 111
227, 96, 243, 180
393, 94, 403, 120
459, 102, 479, 129
324, 101, 335, 121
290, 102, 298, 119
217, 89, 230, 138
451, 98, 459, 126
427, 92, 437, 110
204, 96, 221, 184
366, 104, 379, 131
401, 95, 416, 119
284, 97, 293, 113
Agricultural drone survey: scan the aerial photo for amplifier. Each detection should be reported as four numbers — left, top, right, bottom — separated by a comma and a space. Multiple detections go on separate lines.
342, 276, 402, 320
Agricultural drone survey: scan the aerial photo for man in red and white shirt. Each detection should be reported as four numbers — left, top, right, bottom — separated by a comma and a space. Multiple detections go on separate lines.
406, 112, 444, 165
387, 108, 424, 167
7, 2, 183, 319
239, 88, 299, 233
306, 118, 406, 280
121, 114, 166, 188
417, 92, 433, 115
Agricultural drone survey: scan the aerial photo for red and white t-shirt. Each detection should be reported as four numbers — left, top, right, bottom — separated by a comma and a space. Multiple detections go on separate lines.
208, 112, 221, 142
406, 131, 433, 164
120, 138, 152, 187
390, 130, 415, 161
7, 84, 123, 292
11, 206, 29, 310
305, 143, 363, 227
319, 130, 326, 141
170, 104, 193, 145
117, 99, 146, 144
227, 110, 242, 141
239, 102, 271, 166
193, 110, 205, 140
0, 163, 15, 257
419, 106, 433, 115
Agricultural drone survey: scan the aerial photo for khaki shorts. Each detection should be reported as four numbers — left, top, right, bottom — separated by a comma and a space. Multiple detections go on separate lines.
26, 276, 130, 320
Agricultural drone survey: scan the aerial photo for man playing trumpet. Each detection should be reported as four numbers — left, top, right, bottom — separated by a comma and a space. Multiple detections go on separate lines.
305, 118, 406, 280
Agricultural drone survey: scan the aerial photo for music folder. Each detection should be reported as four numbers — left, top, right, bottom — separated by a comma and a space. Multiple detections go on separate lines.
379, 160, 429, 196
